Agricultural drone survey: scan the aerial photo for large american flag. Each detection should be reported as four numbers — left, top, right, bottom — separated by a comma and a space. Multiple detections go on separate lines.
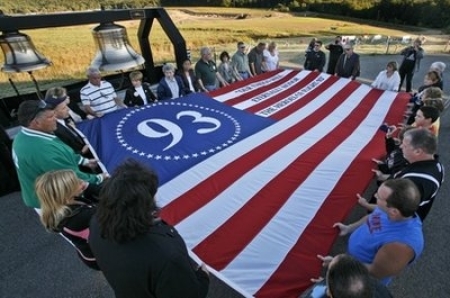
78, 70, 409, 298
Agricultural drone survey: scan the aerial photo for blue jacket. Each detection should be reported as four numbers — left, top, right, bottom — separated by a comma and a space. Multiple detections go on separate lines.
157, 76, 186, 100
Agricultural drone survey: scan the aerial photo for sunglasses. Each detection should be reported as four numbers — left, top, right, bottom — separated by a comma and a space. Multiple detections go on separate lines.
30, 100, 50, 121
344, 48, 352, 51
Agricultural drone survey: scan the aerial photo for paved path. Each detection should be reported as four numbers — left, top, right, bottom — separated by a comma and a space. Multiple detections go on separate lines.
1, 54, 449, 298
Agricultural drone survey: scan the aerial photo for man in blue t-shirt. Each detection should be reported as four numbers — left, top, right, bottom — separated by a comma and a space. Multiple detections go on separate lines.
328, 178, 424, 286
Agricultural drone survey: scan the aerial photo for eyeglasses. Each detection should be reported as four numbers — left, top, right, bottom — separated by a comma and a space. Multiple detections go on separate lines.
30, 100, 50, 121
314, 44, 321, 47
344, 48, 352, 51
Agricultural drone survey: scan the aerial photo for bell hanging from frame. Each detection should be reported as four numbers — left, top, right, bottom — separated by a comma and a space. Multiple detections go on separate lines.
0, 31, 52, 73
90, 22, 145, 72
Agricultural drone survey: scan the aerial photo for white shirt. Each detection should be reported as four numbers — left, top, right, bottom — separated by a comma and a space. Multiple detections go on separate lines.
185, 73, 195, 92
165, 78, 180, 99
135, 86, 147, 105
263, 49, 279, 72
80, 81, 118, 114
371, 70, 400, 92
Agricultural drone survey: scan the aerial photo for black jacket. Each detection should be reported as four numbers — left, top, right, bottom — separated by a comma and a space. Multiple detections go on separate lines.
89, 218, 210, 298
177, 69, 199, 93
54, 122, 86, 155
124, 82, 157, 107
304, 50, 326, 72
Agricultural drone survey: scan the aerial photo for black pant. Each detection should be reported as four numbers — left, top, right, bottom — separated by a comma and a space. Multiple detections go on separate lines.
399, 61, 415, 92
0, 141, 20, 196
84, 182, 104, 203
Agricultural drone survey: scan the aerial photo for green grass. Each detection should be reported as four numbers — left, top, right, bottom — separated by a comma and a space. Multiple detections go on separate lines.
0, 7, 447, 97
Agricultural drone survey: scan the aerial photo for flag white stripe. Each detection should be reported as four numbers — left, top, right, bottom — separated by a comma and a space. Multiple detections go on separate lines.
213, 70, 292, 102
175, 83, 376, 248
221, 90, 398, 295
232, 71, 313, 110
157, 76, 352, 206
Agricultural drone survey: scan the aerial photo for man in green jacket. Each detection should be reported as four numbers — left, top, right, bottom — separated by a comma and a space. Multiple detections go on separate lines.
12, 100, 108, 209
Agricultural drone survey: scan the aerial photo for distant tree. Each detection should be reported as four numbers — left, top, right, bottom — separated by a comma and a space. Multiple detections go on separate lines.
289, 0, 300, 9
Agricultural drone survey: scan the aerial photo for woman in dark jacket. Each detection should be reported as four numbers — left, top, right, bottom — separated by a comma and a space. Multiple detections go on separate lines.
177, 59, 199, 94
89, 159, 209, 298
124, 71, 157, 107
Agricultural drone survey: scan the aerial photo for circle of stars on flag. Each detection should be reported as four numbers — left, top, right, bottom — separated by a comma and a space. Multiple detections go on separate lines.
116, 101, 241, 161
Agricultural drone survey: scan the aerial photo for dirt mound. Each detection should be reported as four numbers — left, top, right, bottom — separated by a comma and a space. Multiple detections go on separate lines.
167, 8, 285, 21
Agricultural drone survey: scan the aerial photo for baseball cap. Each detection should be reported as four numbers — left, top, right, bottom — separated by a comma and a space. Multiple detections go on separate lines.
44, 94, 67, 108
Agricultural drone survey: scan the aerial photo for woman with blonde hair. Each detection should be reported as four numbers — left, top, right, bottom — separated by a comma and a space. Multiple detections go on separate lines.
35, 170, 99, 269
371, 61, 400, 91
262, 41, 280, 72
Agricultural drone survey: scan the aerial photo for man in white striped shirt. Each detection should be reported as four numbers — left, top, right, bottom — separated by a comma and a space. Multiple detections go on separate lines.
80, 67, 127, 117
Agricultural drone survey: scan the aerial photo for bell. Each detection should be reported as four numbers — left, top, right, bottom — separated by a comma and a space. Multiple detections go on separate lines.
0, 31, 51, 73
90, 22, 145, 72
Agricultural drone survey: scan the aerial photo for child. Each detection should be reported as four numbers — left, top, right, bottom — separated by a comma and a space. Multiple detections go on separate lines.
413, 106, 440, 136
423, 97, 444, 136
35, 170, 99, 270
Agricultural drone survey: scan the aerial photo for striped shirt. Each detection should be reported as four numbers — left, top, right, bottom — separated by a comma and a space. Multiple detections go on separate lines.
80, 81, 118, 114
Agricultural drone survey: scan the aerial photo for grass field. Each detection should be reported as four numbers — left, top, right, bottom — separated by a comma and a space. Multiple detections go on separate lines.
0, 7, 448, 97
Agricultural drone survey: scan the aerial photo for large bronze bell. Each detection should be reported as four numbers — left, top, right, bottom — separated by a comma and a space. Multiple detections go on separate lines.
0, 31, 51, 73
90, 22, 145, 72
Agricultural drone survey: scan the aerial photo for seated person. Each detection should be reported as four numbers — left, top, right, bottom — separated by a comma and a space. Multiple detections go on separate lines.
35, 169, 99, 270
177, 59, 199, 94
80, 67, 127, 117
89, 159, 210, 298
157, 63, 186, 100
333, 179, 424, 285
124, 71, 157, 107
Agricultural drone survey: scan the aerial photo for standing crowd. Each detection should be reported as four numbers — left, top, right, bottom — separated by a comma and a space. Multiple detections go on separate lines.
6, 34, 446, 298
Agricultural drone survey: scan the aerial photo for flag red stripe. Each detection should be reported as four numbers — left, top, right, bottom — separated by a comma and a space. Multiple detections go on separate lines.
270, 78, 358, 121
247, 74, 339, 117
255, 95, 410, 298
243, 71, 320, 113
160, 82, 361, 227
209, 69, 284, 98
219, 70, 300, 106
193, 89, 383, 271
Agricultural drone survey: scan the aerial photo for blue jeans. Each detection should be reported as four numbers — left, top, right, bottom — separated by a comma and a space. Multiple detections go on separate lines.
205, 84, 217, 91
239, 71, 250, 80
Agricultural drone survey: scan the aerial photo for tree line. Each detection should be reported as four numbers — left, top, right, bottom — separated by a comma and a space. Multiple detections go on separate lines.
1, 1, 450, 29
